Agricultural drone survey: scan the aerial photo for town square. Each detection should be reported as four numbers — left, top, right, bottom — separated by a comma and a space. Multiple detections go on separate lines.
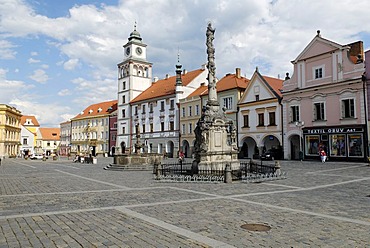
0, 157, 369, 247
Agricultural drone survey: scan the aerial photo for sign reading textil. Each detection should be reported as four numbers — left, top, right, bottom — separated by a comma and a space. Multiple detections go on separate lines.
303, 127, 363, 134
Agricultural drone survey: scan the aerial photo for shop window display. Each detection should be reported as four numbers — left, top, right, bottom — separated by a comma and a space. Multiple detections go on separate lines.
330, 134, 346, 157
305, 135, 320, 155
348, 134, 363, 157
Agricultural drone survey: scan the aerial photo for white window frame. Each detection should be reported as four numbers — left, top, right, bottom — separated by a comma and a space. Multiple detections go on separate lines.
290, 105, 300, 123
313, 101, 325, 121
222, 97, 233, 110
341, 98, 355, 119
313, 65, 325, 79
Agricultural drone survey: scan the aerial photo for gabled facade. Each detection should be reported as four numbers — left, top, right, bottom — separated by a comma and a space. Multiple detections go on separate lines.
59, 121, 71, 156
238, 68, 283, 159
282, 31, 366, 161
129, 65, 208, 157
0, 104, 22, 158
20, 115, 40, 156
70, 100, 117, 157
36, 128, 60, 156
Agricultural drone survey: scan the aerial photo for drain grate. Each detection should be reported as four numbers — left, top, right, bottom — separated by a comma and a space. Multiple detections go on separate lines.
241, 223, 271, 232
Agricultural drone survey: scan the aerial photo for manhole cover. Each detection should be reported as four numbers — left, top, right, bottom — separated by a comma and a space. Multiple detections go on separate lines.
241, 223, 271, 232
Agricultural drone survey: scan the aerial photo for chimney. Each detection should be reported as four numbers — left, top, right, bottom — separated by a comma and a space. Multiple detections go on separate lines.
153, 77, 159, 83
236, 68, 241, 78
182, 69, 187, 75
166, 74, 170, 79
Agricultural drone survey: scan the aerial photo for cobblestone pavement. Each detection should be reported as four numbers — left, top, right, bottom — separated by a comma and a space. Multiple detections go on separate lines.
0, 157, 369, 247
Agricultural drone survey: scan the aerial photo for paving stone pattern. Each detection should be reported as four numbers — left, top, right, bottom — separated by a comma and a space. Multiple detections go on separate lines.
0, 157, 369, 247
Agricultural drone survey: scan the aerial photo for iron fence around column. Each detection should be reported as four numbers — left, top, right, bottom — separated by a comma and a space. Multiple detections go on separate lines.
155, 159, 286, 183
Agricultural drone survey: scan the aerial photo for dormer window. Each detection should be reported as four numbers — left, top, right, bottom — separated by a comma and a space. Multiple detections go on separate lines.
88, 109, 93, 114
97, 108, 102, 112
313, 65, 324, 79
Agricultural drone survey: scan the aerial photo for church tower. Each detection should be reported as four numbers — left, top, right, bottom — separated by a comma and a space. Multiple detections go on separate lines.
116, 24, 152, 153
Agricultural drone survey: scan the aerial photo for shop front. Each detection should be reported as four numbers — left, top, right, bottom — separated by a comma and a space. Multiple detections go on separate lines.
302, 125, 367, 162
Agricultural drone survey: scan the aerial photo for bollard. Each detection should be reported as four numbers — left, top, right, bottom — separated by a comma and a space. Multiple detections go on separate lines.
224, 163, 232, 183
156, 163, 162, 180
274, 160, 281, 176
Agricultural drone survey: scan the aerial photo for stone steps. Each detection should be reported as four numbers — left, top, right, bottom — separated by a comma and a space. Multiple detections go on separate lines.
103, 163, 153, 171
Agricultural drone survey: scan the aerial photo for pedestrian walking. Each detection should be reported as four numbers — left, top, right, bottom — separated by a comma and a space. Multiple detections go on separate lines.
320, 149, 327, 163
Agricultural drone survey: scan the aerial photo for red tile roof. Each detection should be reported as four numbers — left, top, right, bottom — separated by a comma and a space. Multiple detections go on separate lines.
72, 100, 117, 120
201, 73, 249, 96
187, 84, 208, 98
39, 128, 60, 140
21, 115, 40, 126
262, 75, 283, 97
131, 69, 205, 103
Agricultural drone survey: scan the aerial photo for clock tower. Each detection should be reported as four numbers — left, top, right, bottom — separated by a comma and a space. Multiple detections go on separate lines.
116, 24, 152, 154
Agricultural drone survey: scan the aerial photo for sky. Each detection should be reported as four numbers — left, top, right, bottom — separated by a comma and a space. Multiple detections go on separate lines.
1, 0, 370, 127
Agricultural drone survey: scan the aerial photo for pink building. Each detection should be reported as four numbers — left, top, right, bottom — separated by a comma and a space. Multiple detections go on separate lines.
282, 31, 366, 161
109, 104, 117, 156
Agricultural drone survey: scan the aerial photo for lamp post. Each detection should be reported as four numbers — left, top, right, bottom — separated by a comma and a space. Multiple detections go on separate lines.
295, 121, 304, 161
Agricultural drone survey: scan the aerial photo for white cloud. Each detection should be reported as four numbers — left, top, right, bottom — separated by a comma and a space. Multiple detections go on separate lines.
28, 58, 40, 63
30, 51, 38, 56
41, 64, 49, 69
63, 58, 79, 70
58, 89, 72, 96
0, 40, 17, 59
0, 68, 34, 105
29, 69, 49, 83
9, 98, 72, 127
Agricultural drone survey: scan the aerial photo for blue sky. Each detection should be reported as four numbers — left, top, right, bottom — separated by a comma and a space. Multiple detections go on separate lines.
1, 0, 370, 127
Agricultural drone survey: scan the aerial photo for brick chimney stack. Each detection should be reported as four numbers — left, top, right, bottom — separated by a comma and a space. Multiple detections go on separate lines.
236, 68, 241, 78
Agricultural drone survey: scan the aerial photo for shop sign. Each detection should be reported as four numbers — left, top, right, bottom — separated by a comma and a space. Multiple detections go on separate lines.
304, 127, 363, 134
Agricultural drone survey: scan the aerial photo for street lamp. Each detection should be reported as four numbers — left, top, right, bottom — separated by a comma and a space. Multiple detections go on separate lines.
295, 121, 304, 160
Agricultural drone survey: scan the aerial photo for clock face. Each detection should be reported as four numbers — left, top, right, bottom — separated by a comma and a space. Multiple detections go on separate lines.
125, 47, 130, 56
136, 47, 142, 55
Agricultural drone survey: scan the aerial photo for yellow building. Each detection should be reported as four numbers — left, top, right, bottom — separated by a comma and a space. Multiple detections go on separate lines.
0, 104, 22, 158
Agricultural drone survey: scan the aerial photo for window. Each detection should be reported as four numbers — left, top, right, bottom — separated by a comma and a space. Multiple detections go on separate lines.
189, 123, 193, 134
142, 124, 145, 133
305, 135, 320, 155
122, 127, 125, 134
112, 134, 116, 141
189, 106, 192, 116
134, 106, 138, 115
122, 109, 126, 118
123, 81, 126, 90
223, 97, 233, 110
342, 99, 355, 118
195, 105, 199, 115
243, 115, 249, 127
150, 123, 153, 133
330, 134, 346, 157
255, 95, 259, 101
291, 106, 300, 123
258, 113, 264, 126
169, 121, 174, 131
170, 99, 175, 109
122, 95, 126, 104
315, 68, 323, 79
182, 124, 186, 134
113, 123, 117, 128
47, 142, 50, 146
160, 101, 165, 111
149, 103, 153, 113
269, 112, 276, 126
182, 107, 185, 117
313, 102, 325, 121
161, 122, 165, 131
142, 105, 146, 114
348, 133, 363, 157
23, 138, 28, 145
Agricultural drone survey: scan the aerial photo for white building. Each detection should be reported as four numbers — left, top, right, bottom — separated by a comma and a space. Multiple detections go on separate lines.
238, 68, 283, 159
20, 115, 40, 156
116, 26, 153, 154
